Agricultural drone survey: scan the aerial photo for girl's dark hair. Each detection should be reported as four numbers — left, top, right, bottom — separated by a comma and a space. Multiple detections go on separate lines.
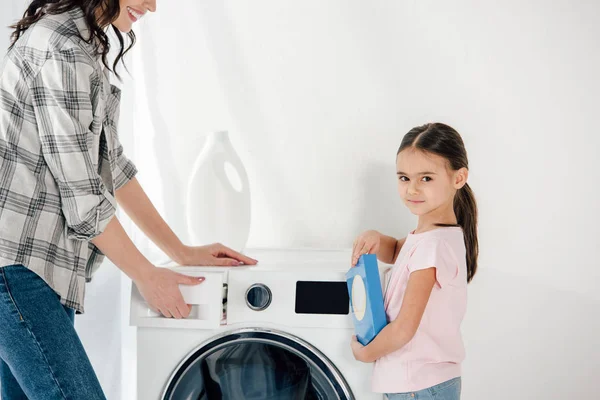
397, 123, 479, 282
9, 0, 135, 79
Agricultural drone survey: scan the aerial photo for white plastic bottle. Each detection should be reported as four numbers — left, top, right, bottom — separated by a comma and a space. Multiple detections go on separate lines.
186, 131, 251, 252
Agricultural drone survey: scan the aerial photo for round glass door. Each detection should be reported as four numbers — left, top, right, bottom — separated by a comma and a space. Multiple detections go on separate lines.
162, 329, 354, 400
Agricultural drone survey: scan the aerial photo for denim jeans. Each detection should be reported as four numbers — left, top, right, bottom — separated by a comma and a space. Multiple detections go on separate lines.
0, 265, 106, 399
386, 377, 461, 400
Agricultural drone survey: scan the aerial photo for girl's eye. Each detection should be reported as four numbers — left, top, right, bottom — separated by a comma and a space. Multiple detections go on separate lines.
422, 176, 432, 182
398, 176, 408, 182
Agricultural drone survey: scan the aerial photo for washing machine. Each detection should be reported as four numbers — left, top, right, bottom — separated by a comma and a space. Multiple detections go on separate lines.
130, 249, 388, 400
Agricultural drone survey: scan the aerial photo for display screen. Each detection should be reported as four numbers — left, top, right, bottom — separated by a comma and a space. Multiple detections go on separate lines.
295, 281, 349, 315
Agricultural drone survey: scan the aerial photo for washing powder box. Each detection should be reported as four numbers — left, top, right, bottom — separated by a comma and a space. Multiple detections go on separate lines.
346, 254, 388, 346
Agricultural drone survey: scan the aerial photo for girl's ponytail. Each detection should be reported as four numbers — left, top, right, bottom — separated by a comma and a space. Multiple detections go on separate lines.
455, 183, 478, 282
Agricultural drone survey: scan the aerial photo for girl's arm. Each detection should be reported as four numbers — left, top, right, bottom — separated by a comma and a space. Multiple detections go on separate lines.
352, 267, 436, 363
352, 231, 406, 266
379, 234, 407, 264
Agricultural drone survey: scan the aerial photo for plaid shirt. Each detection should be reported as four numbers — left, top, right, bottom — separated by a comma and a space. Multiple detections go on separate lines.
0, 8, 137, 313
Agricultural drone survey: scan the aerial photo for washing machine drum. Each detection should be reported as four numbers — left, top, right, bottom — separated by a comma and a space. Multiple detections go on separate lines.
163, 330, 353, 400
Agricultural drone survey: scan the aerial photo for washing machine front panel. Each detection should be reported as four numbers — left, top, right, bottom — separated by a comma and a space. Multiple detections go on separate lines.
133, 250, 386, 400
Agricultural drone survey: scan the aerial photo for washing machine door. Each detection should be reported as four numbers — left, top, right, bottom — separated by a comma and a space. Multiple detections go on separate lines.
162, 329, 354, 400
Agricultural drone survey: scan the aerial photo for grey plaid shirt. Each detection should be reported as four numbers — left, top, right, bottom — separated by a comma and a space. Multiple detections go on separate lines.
0, 8, 137, 313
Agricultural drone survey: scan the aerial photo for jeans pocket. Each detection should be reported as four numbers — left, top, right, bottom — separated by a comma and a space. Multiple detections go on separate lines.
0, 266, 25, 321
431, 377, 461, 400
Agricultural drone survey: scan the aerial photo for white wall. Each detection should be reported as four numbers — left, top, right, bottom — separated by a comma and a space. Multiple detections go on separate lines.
134, 1, 600, 399
1, 2, 19, 51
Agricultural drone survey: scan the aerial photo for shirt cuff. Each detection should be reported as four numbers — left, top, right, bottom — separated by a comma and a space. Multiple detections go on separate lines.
66, 191, 116, 241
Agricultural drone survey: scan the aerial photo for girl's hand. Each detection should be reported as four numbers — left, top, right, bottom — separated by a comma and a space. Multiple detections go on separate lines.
134, 267, 205, 319
351, 230, 381, 266
350, 335, 370, 362
176, 243, 258, 266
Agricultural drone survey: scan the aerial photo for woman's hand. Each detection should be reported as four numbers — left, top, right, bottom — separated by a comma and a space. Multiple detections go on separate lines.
134, 267, 205, 319
350, 335, 370, 363
351, 230, 381, 266
176, 243, 258, 267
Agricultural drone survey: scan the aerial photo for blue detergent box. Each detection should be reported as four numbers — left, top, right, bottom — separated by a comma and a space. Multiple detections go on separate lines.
346, 254, 388, 346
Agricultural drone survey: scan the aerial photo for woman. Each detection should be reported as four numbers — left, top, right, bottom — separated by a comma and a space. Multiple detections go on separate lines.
0, 1, 257, 398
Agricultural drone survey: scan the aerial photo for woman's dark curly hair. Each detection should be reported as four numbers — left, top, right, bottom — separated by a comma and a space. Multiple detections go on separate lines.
9, 0, 135, 79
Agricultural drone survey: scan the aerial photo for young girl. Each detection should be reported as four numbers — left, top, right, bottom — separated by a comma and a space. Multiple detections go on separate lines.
350, 123, 478, 400
0, 1, 256, 398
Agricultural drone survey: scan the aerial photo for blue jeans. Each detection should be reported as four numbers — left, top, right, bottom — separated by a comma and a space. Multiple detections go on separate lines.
0, 265, 106, 399
386, 377, 461, 400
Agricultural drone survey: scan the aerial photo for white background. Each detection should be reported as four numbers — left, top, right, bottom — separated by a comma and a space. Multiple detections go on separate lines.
2, 1, 600, 399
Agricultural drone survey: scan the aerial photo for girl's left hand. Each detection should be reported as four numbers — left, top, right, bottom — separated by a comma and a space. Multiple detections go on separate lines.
176, 243, 258, 266
351, 335, 369, 363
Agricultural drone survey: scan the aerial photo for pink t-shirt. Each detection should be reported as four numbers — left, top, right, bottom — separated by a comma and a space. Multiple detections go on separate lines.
372, 226, 467, 393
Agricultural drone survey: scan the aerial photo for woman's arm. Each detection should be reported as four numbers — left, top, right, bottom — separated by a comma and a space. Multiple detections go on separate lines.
115, 177, 256, 266
90, 215, 154, 282
91, 215, 203, 319
351, 267, 436, 362
115, 177, 188, 264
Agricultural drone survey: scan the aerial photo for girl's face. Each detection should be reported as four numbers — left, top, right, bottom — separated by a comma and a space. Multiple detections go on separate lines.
112, 0, 156, 33
396, 148, 467, 217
